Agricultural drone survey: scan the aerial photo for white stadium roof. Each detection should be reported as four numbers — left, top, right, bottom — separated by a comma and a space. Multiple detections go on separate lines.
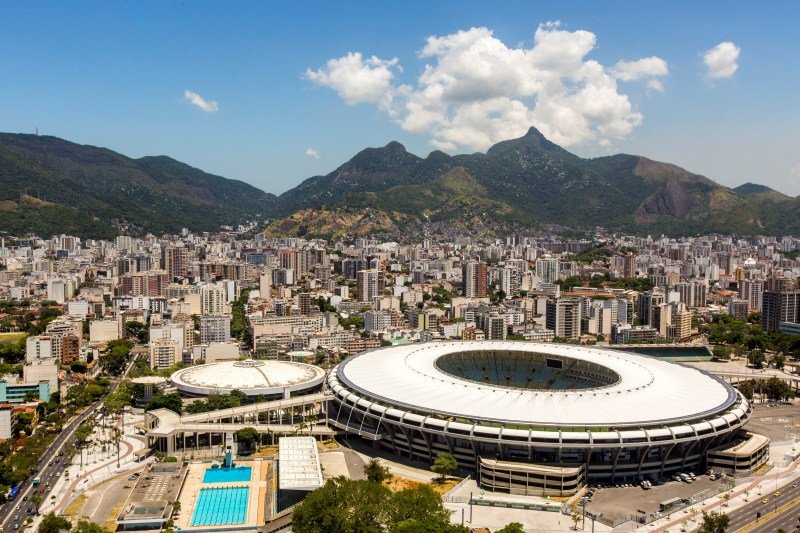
335, 341, 738, 428
278, 436, 324, 491
170, 359, 325, 396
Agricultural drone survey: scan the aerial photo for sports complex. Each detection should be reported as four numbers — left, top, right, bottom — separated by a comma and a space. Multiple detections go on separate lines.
328, 341, 769, 496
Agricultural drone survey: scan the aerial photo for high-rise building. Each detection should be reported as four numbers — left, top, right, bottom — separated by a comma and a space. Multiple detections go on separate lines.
61, 334, 81, 365
149, 339, 180, 370
298, 293, 314, 315
739, 279, 764, 312
364, 310, 392, 332
637, 290, 664, 327
45, 317, 82, 360
161, 245, 189, 280
272, 268, 295, 286
675, 281, 708, 308
462, 261, 488, 298
761, 290, 800, 331
201, 284, 226, 315
357, 269, 380, 303
670, 307, 692, 341
26, 336, 53, 363
545, 298, 580, 340
766, 277, 796, 293
535, 257, 560, 284
477, 313, 507, 340
259, 270, 273, 298
200, 315, 232, 344
119, 270, 170, 297
623, 254, 636, 278
727, 299, 750, 321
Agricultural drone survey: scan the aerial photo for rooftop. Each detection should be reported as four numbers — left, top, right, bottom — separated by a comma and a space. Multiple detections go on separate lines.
335, 341, 741, 428
170, 359, 325, 396
278, 436, 323, 491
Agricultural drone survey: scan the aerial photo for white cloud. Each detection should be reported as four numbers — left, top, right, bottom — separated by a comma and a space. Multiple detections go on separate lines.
646, 79, 664, 92
183, 90, 219, 113
305, 52, 403, 113
305, 148, 320, 159
306, 22, 668, 151
611, 57, 669, 85
703, 42, 740, 79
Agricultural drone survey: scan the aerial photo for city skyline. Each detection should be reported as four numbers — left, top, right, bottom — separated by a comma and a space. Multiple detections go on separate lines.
2, 1, 799, 195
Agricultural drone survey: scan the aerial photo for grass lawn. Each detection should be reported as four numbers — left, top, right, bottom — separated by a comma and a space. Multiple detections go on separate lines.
0, 332, 26, 344
384, 476, 460, 495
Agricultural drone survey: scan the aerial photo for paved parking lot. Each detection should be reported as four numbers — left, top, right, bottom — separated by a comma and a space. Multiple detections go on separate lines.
744, 403, 800, 442
585, 476, 728, 522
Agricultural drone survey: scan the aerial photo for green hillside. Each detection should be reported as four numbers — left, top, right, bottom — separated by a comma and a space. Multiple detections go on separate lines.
0, 134, 276, 238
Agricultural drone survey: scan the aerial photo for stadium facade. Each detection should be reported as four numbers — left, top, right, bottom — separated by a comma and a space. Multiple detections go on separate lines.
328, 341, 768, 496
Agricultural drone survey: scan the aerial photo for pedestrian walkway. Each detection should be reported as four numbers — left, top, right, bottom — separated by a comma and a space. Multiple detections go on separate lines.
28, 412, 150, 530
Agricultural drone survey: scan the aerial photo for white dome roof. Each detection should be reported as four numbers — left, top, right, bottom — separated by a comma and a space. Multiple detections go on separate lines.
170, 359, 325, 396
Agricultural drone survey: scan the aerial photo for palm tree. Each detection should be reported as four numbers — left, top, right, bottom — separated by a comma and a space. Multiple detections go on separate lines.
305, 414, 318, 434
295, 421, 308, 435
31, 494, 42, 513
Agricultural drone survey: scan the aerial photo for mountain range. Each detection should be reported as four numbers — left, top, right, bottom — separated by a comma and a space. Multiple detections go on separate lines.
0, 129, 798, 240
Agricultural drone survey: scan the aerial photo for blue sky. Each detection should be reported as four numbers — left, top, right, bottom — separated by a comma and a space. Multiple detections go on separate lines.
1, 1, 799, 195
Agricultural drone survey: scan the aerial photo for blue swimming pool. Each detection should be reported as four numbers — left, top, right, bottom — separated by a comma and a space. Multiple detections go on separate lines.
191, 486, 249, 526
202, 466, 252, 483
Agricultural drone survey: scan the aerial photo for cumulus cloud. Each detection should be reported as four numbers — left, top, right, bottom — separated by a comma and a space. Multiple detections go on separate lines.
183, 90, 219, 113
305, 22, 669, 151
305, 52, 403, 113
611, 57, 669, 89
703, 42, 740, 79
305, 148, 320, 159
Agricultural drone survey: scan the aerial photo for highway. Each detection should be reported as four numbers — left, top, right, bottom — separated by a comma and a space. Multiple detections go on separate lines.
0, 355, 136, 532
727, 476, 800, 532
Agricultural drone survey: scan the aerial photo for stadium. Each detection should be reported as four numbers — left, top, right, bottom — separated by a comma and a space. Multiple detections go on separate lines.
328, 341, 768, 496
170, 358, 325, 398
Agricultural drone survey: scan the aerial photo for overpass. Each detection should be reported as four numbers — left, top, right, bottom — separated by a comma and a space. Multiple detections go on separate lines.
145, 392, 334, 455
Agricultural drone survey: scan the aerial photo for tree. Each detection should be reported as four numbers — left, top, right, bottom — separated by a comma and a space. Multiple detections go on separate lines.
37, 513, 72, 533
70, 361, 89, 374
697, 511, 729, 533
431, 452, 458, 481
736, 380, 755, 401
292, 477, 467, 533
103, 339, 133, 375
571, 511, 582, 530
31, 493, 42, 512
75, 422, 94, 443
748, 350, 766, 369
236, 427, 260, 446
496, 523, 525, 533
72, 519, 112, 532
364, 458, 392, 484
145, 393, 183, 414
229, 389, 247, 404
386, 484, 456, 531
292, 477, 390, 533
712, 345, 731, 361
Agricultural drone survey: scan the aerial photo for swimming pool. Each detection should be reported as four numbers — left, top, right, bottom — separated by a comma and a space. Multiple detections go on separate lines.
202, 466, 252, 483
191, 486, 249, 526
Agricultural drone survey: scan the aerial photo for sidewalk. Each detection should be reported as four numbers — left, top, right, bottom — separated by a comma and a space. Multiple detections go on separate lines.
630, 454, 800, 532
28, 412, 149, 530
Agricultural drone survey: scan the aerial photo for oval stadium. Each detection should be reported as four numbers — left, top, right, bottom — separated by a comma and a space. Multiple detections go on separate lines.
170, 358, 325, 398
328, 341, 768, 496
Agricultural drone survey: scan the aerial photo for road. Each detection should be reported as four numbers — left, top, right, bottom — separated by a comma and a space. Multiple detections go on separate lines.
0, 355, 136, 532
727, 477, 800, 532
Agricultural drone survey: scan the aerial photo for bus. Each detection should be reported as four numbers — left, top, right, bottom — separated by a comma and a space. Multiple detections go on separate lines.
32, 478, 40, 487
7, 485, 20, 501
